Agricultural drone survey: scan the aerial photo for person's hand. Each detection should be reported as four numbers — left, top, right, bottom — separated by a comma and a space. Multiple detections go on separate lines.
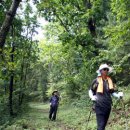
92, 104, 95, 111
91, 95, 97, 101
112, 92, 123, 99
118, 92, 123, 99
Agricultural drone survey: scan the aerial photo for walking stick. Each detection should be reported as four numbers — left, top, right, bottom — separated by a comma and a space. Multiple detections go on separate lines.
86, 102, 95, 129
86, 109, 92, 129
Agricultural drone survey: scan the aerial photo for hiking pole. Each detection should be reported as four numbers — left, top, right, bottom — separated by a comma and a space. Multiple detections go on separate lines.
86, 103, 95, 129
86, 109, 92, 129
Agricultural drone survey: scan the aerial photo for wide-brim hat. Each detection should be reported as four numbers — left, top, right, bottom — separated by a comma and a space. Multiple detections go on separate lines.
52, 90, 58, 95
96, 64, 113, 74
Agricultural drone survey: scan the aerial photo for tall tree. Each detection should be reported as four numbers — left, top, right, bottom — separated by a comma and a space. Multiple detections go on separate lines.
9, 41, 15, 115
0, 0, 21, 49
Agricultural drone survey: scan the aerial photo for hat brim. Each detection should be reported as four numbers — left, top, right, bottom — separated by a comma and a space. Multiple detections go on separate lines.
96, 66, 113, 74
52, 90, 58, 95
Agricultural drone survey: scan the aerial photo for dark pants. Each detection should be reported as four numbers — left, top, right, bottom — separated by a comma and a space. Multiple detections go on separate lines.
95, 105, 111, 130
49, 105, 58, 120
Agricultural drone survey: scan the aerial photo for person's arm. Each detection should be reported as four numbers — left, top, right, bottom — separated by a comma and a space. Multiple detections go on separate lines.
50, 97, 52, 105
88, 79, 98, 101
57, 96, 59, 105
110, 82, 124, 99
112, 91, 123, 99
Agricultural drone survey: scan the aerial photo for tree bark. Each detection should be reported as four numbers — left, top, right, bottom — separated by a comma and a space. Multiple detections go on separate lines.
19, 58, 24, 106
84, 0, 97, 37
88, 18, 96, 37
9, 74, 14, 116
9, 43, 15, 116
0, 0, 21, 49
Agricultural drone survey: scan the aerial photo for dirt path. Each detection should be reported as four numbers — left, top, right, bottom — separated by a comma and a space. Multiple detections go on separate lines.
4, 102, 75, 130
28, 102, 75, 130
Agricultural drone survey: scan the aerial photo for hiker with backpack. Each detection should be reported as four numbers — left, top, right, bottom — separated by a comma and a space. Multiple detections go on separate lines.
49, 90, 59, 121
88, 64, 123, 130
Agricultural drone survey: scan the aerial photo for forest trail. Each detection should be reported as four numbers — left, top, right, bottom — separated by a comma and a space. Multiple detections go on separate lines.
4, 99, 130, 130
5, 102, 75, 130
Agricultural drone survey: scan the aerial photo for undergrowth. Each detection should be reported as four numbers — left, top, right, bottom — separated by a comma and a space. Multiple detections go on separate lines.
1, 87, 130, 130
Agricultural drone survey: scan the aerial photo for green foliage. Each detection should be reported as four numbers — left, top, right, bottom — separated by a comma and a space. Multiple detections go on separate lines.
1, 0, 130, 128
4, 94, 130, 130
0, 0, 41, 126
36, 0, 130, 103
39, 40, 95, 101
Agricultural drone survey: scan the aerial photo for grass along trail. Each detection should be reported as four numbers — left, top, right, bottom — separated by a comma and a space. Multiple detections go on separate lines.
4, 91, 130, 130
5, 102, 75, 130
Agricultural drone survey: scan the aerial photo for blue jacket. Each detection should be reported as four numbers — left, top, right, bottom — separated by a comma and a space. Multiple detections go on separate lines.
50, 95, 59, 107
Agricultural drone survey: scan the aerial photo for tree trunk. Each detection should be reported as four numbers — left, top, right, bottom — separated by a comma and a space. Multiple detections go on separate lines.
88, 18, 96, 37
19, 63, 28, 106
9, 74, 14, 116
9, 43, 15, 116
84, 0, 97, 37
19, 57, 25, 106
0, 0, 21, 49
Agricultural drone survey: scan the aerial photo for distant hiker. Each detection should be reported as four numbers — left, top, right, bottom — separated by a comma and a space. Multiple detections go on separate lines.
89, 64, 123, 130
49, 90, 59, 121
